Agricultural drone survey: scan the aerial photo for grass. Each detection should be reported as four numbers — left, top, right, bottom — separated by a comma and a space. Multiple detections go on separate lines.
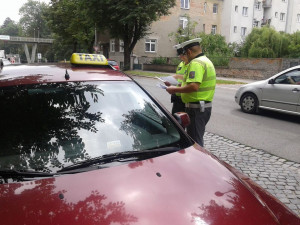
125, 70, 246, 85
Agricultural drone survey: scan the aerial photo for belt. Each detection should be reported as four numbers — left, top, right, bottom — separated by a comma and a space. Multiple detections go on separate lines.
185, 101, 212, 108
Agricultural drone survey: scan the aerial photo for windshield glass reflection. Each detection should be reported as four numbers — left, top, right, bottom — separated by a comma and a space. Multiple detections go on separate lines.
0, 81, 181, 175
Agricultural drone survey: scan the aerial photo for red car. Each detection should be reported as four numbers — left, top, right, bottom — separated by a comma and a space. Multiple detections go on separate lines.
0, 53, 299, 225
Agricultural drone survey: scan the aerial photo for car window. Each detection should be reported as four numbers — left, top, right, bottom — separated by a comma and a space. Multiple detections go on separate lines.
275, 69, 300, 85
108, 60, 118, 66
0, 81, 189, 174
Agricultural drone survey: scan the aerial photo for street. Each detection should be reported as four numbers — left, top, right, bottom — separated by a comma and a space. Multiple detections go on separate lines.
133, 76, 300, 163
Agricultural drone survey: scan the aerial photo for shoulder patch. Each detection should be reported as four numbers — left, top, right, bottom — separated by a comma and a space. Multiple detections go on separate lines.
189, 71, 195, 79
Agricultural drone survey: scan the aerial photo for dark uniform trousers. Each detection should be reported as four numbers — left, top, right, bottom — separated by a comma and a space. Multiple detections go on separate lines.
185, 106, 212, 147
171, 94, 185, 114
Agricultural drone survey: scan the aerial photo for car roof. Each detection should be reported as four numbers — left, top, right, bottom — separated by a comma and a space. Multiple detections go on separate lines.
0, 64, 131, 87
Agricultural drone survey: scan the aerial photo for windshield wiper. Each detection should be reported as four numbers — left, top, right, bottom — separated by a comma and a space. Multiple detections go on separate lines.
0, 169, 55, 178
58, 146, 180, 173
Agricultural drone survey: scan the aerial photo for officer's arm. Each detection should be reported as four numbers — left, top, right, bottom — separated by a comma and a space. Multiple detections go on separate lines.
173, 74, 184, 80
166, 82, 200, 94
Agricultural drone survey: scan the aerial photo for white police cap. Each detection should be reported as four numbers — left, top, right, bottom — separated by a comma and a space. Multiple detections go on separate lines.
173, 44, 184, 55
180, 38, 202, 51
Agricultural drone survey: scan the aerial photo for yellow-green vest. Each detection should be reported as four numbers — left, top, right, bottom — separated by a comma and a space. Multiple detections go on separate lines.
181, 55, 216, 103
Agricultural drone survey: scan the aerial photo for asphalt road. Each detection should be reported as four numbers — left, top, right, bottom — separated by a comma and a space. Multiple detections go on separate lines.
133, 75, 300, 163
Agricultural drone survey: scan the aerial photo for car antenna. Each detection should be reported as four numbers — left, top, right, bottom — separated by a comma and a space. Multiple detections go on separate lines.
64, 59, 70, 80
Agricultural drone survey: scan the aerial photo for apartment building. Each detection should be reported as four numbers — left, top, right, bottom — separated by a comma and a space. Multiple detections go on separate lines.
221, 0, 264, 44
132, 0, 223, 64
222, 0, 300, 44
98, 0, 300, 69
98, 0, 224, 68
263, 0, 300, 33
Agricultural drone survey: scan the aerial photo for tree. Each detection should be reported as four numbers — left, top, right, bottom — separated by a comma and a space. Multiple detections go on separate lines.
19, 0, 51, 38
169, 16, 232, 57
168, 14, 198, 43
46, 0, 96, 57
86, 0, 176, 70
0, 18, 22, 56
287, 31, 300, 58
240, 26, 290, 58
0, 18, 20, 36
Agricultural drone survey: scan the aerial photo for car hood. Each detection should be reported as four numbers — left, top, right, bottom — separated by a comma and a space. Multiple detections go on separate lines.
0, 146, 281, 225
241, 79, 267, 89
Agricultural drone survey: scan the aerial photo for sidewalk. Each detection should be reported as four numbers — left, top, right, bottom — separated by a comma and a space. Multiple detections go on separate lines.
204, 132, 300, 216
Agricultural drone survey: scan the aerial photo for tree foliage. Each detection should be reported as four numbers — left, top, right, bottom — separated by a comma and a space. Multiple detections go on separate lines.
19, 0, 51, 38
0, 18, 20, 36
241, 26, 291, 58
287, 31, 300, 58
46, 0, 95, 57
169, 16, 233, 57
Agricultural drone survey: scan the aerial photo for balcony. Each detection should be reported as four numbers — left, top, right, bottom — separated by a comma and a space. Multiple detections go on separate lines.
263, 0, 272, 8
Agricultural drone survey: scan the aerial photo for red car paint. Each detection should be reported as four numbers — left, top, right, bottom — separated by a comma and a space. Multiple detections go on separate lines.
1, 146, 296, 225
0, 64, 299, 225
0, 64, 129, 87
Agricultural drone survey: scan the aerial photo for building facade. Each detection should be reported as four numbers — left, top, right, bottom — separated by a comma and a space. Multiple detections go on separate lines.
98, 0, 300, 69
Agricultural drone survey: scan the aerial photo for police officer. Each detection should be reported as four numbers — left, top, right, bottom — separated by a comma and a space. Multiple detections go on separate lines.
165, 46, 189, 115
166, 38, 216, 147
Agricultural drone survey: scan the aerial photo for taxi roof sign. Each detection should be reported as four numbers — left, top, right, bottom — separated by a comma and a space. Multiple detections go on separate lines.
70, 53, 109, 66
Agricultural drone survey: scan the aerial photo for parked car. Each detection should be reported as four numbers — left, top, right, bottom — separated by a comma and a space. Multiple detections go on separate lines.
0, 53, 299, 225
235, 65, 300, 115
108, 59, 120, 70
0, 58, 11, 66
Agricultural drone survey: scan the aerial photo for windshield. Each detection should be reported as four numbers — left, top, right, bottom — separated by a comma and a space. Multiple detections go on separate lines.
0, 81, 188, 175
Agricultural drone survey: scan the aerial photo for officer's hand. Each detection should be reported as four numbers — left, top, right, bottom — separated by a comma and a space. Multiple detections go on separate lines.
164, 81, 171, 86
166, 86, 177, 94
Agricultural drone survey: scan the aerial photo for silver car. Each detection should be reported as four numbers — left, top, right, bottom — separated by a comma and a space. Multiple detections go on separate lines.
235, 65, 300, 115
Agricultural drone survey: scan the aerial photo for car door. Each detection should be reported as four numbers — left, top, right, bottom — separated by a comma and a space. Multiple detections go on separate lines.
261, 69, 300, 113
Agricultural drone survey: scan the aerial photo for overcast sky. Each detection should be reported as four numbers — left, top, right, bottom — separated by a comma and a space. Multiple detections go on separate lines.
0, 0, 50, 25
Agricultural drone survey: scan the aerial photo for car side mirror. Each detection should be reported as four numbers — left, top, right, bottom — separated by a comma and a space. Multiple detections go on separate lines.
173, 112, 190, 128
268, 79, 275, 84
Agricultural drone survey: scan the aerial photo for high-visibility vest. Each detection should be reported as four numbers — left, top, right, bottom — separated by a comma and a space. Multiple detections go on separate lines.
181, 55, 216, 103
175, 61, 188, 97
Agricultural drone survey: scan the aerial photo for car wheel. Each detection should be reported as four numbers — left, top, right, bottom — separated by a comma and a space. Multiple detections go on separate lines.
240, 93, 258, 114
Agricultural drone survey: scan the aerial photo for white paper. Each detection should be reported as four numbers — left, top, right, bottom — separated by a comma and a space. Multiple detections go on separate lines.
156, 83, 167, 89
156, 76, 179, 86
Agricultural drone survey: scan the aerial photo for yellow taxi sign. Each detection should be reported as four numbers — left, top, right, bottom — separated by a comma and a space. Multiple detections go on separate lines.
70, 53, 108, 66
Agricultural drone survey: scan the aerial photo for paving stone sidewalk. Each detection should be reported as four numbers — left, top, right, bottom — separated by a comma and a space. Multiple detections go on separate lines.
204, 132, 300, 217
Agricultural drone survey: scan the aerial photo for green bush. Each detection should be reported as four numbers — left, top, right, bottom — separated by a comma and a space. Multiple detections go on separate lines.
151, 56, 168, 65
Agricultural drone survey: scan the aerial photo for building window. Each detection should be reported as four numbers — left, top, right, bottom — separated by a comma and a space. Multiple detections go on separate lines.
110, 39, 115, 52
211, 25, 217, 35
241, 27, 247, 36
181, 0, 190, 9
119, 39, 124, 52
213, 4, 218, 14
203, 24, 206, 32
145, 39, 156, 52
255, 2, 261, 10
204, 2, 207, 13
233, 26, 237, 33
179, 17, 188, 29
253, 20, 259, 27
275, 12, 278, 18
235, 5, 238, 12
280, 13, 285, 21
297, 14, 300, 23
242, 7, 248, 16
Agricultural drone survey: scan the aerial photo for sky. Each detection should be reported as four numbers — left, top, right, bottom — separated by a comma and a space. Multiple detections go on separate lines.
0, 0, 50, 25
